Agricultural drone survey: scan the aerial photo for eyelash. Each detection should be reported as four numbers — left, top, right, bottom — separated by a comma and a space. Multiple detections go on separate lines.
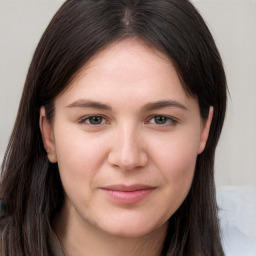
146, 115, 178, 126
78, 115, 178, 127
79, 115, 108, 126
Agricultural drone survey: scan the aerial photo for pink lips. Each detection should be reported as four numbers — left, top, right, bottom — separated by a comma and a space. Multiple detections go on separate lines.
100, 184, 155, 204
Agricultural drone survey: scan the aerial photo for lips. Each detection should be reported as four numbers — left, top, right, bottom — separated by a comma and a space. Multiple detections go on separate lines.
102, 184, 155, 191
100, 184, 155, 204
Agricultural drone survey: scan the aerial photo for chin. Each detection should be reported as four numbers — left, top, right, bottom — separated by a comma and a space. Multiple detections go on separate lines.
100, 219, 167, 239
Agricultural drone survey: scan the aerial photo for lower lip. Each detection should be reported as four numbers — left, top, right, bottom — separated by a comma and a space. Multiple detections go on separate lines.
101, 188, 154, 204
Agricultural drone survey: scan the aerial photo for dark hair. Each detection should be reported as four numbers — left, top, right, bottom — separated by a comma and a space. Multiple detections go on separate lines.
0, 0, 227, 255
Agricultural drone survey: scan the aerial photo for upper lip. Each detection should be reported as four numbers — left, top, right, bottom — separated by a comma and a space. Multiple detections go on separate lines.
101, 184, 155, 192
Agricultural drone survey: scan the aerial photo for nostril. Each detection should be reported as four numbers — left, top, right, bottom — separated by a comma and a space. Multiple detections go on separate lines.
107, 127, 148, 170
107, 144, 148, 171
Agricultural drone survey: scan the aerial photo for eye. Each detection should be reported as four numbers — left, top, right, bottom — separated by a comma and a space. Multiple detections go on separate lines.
80, 115, 107, 126
147, 115, 177, 126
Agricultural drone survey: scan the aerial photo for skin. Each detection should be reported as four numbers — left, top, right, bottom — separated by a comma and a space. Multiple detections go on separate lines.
40, 39, 213, 256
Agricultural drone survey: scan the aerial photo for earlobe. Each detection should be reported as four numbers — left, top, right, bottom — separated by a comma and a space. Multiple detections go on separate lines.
39, 107, 57, 163
198, 107, 213, 154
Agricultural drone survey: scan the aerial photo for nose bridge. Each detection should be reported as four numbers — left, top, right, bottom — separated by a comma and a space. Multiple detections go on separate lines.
108, 121, 147, 170
122, 124, 139, 156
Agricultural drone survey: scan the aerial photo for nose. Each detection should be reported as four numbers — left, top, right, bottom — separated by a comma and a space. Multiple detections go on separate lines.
107, 125, 148, 171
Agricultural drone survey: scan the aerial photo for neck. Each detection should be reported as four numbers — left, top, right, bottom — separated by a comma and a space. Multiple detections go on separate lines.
53, 203, 167, 256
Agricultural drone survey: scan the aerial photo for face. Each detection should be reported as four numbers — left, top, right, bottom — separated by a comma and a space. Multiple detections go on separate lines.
40, 39, 212, 238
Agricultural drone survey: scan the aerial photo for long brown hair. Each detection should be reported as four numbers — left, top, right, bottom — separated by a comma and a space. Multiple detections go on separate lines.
0, 0, 227, 255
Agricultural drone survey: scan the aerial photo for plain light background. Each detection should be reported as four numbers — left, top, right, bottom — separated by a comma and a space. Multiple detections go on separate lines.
0, 0, 256, 186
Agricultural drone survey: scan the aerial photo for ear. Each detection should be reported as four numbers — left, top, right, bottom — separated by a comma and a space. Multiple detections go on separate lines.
39, 107, 57, 163
198, 107, 213, 154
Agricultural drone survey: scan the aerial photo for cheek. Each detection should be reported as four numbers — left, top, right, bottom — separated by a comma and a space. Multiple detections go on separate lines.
53, 127, 108, 188
155, 142, 198, 217
150, 128, 200, 170
148, 129, 200, 195
161, 144, 197, 191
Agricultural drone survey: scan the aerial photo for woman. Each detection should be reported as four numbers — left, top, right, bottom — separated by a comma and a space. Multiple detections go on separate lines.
0, 0, 227, 255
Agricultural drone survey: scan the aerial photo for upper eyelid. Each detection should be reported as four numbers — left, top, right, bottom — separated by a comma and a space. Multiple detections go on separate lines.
146, 116, 180, 128
77, 114, 179, 124
146, 114, 178, 122
78, 115, 107, 123
79, 114, 107, 119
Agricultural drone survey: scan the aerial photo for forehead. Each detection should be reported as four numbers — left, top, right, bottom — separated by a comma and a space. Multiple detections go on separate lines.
72, 39, 173, 85
55, 39, 194, 110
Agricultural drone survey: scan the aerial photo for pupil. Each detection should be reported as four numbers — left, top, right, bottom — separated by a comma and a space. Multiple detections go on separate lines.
90, 116, 102, 124
155, 116, 167, 124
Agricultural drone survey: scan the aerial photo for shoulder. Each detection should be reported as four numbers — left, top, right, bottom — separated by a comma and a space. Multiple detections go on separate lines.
0, 216, 18, 256
49, 227, 66, 256
0, 217, 10, 255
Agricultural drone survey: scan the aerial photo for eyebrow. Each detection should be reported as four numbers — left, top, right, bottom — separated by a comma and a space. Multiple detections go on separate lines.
66, 99, 112, 111
66, 99, 188, 112
141, 100, 188, 112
